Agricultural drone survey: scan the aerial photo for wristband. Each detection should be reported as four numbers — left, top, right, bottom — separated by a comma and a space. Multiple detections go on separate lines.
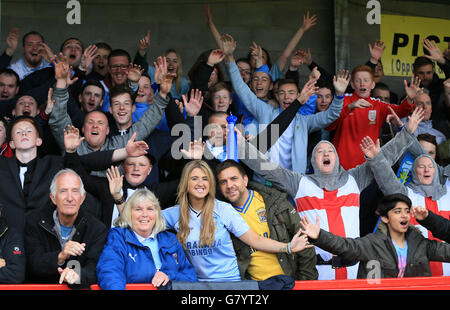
335, 95, 344, 100
286, 242, 292, 254
114, 196, 125, 205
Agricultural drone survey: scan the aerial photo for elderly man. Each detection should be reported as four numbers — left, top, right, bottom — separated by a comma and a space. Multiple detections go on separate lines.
24, 169, 107, 287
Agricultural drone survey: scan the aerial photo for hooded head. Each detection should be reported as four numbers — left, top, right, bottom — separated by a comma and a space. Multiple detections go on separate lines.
409, 154, 446, 200
308, 141, 349, 191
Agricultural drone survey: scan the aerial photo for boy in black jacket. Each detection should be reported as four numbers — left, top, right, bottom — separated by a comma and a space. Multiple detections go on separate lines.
300, 193, 450, 279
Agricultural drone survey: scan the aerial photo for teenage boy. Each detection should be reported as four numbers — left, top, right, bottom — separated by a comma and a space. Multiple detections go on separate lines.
300, 193, 450, 278
326, 65, 419, 169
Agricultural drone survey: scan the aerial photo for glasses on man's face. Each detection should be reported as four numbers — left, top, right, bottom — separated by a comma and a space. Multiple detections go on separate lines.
110, 64, 129, 71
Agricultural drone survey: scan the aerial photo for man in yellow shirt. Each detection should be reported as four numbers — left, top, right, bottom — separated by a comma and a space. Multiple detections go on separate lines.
216, 160, 317, 289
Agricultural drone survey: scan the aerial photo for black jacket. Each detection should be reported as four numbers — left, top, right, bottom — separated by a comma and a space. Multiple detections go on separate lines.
0, 216, 25, 283
0, 151, 114, 233
418, 210, 450, 244
24, 206, 107, 288
63, 151, 178, 227
313, 221, 450, 279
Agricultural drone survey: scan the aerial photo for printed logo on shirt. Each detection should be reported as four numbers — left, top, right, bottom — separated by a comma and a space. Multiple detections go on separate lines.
256, 207, 267, 223
13, 246, 22, 255
185, 239, 222, 256
368, 110, 377, 124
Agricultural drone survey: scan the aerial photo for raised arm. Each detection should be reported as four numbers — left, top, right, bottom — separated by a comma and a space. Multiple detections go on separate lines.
276, 11, 317, 72
238, 130, 303, 198
203, 5, 224, 49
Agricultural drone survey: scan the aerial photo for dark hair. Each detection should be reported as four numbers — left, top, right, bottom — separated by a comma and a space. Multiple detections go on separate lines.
246, 47, 272, 69
376, 193, 412, 217
373, 82, 390, 92
22, 31, 44, 46
417, 133, 441, 164
188, 49, 224, 84
59, 37, 84, 52
0, 69, 20, 87
108, 49, 131, 64
413, 56, 434, 72
80, 80, 105, 99
95, 42, 112, 53
316, 78, 334, 92
277, 78, 299, 91
215, 159, 247, 178
109, 84, 136, 104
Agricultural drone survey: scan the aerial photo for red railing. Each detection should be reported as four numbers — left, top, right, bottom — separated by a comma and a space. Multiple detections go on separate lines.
0, 276, 449, 290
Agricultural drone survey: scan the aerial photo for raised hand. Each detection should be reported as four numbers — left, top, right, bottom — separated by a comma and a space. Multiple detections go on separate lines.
127, 63, 144, 83
297, 79, 319, 104
179, 88, 203, 117
300, 215, 321, 240
53, 53, 70, 81
405, 106, 424, 134
207, 49, 225, 66
180, 139, 206, 160
203, 4, 213, 24
249, 41, 263, 68
360, 136, 380, 159
63, 124, 85, 153
423, 39, 445, 65
333, 69, 350, 96
289, 50, 304, 70
386, 106, 404, 128
154, 56, 176, 97
139, 29, 151, 57
38, 42, 55, 63
5, 28, 19, 56
410, 206, 429, 221
368, 40, 385, 63
308, 66, 321, 82
301, 11, 318, 32
44, 87, 55, 115
126, 132, 149, 157
297, 48, 312, 66
221, 34, 237, 58
79, 44, 98, 73
404, 74, 423, 102
106, 165, 123, 199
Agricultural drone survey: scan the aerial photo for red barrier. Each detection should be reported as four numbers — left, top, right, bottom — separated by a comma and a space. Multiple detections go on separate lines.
0, 277, 449, 290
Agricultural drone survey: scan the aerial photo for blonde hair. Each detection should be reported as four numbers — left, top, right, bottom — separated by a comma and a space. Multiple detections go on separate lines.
115, 189, 166, 235
164, 49, 183, 94
176, 160, 216, 248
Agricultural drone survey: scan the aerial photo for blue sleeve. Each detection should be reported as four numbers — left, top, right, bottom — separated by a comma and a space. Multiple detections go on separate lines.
161, 207, 180, 231
96, 229, 127, 290
218, 201, 250, 238
298, 94, 317, 116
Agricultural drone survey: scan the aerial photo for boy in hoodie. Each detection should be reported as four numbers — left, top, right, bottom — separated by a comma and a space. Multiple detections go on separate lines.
300, 193, 450, 278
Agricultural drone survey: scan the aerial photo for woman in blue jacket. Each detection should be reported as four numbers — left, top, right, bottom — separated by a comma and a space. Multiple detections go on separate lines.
96, 189, 197, 290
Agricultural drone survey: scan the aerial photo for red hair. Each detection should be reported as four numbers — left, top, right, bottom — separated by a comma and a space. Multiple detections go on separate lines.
351, 65, 374, 81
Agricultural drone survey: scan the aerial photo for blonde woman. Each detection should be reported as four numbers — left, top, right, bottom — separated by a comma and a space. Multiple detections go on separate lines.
96, 189, 197, 290
162, 160, 312, 282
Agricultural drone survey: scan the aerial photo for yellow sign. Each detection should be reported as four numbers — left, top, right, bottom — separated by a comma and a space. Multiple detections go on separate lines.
380, 14, 450, 78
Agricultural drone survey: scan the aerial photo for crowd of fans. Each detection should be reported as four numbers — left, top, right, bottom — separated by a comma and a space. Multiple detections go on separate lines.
0, 6, 449, 289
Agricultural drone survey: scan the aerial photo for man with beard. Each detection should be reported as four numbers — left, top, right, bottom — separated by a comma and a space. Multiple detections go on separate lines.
9, 31, 51, 80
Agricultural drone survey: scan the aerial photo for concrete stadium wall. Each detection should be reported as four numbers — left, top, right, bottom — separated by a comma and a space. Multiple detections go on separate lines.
0, 0, 448, 97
